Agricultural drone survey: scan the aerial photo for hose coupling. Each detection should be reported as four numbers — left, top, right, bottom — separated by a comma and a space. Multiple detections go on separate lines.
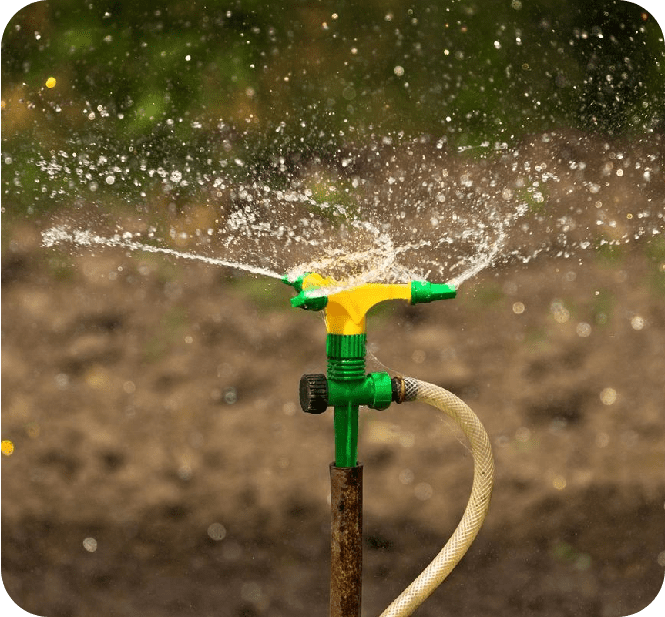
391, 376, 406, 404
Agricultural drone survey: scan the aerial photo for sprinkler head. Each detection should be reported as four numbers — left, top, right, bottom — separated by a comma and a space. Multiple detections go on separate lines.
284, 273, 456, 335
284, 272, 456, 467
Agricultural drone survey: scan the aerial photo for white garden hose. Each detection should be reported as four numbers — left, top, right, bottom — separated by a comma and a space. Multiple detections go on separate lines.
380, 377, 495, 617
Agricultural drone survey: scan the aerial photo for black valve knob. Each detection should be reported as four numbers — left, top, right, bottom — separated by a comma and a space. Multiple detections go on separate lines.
299, 374, 329, 414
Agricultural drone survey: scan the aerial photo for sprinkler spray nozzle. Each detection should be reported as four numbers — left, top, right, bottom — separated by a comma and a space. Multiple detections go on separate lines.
410, 280, 456, 304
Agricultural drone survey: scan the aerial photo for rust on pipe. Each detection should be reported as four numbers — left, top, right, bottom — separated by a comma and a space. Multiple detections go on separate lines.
330, 463, 363, 617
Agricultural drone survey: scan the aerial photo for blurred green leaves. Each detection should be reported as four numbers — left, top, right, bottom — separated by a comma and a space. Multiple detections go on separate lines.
2, 0, 664, 216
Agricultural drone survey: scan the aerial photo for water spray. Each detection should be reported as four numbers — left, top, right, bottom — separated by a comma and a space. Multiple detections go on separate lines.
284, 273, 495, 616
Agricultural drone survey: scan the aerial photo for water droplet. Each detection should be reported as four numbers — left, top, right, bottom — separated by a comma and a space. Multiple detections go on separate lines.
576, 322, 591, 337
207, 522, 227, 541
550, 300, 569, 323
600, 387, 617, 406
55, 373, 70, 390
83, 537, 97, 552
399, 469, 414, 485
630, 315, 645, 330
411, 349, 426, 364
596, 432, 610, 448
223, 387, 237, 404
241, 581, 267, 610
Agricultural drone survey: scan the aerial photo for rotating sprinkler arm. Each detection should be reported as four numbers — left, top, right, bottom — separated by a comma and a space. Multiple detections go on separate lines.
285, 273, 456, 335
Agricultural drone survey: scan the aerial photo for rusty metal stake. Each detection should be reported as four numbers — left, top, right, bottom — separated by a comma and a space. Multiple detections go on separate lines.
330, 463, 363, 617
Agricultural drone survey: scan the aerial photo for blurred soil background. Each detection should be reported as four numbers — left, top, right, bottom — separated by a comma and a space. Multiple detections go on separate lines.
2, 134, 665, 616
2, 1, 665, 616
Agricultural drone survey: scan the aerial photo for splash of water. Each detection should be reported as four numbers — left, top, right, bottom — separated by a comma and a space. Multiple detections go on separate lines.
39, 131, 663, 290
41, 225, 283, 280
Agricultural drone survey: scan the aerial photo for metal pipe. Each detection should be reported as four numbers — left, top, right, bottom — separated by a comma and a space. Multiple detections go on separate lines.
330, 463, 363, 617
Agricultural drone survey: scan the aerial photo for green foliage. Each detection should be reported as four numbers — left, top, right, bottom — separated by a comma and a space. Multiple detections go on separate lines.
645, 236, 665, 296
645, 235, 665, 263
551, 539, 593, 571
468, 281, 504, 308
595, 239, 625, 265
46, 252, 75, 280
592, 288, 614, 326
2, 0, 664, 217
143, 304, 188, 362
228, 276, 289, 312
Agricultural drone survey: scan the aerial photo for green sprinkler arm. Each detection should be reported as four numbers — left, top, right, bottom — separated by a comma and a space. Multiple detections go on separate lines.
283, 273, 455, 467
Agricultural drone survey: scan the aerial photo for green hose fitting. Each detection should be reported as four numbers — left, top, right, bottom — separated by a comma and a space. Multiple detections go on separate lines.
326, 333, 391, 467
328, 372, 393, 410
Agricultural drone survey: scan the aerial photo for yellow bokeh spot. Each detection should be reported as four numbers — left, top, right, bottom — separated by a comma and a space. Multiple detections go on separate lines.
45, 77, 56, 89
553, 475, 567, 490
85, 366, 110, 390
1, 440, 15, 456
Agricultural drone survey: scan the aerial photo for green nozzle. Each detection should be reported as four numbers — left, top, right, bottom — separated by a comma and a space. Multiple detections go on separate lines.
410, 281, 456, 304
290, 290, 328, 311
282, 273, 309, 293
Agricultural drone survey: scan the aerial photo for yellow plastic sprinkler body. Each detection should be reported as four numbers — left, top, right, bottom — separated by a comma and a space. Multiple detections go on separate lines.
284, 272, 456, 467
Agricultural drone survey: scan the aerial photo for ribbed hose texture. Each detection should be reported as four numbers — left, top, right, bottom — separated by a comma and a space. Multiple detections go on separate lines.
379, 378, 495, 617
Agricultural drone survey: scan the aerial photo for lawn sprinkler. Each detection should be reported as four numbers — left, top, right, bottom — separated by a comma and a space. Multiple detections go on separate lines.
283, 273, 495, 617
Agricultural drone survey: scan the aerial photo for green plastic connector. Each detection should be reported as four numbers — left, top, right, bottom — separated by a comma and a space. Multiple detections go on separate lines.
327, 372, 393, 411
290, 290, 328, 311
410, 280, 456, 304
282, 273, 309, 293
329, 370, 392, 468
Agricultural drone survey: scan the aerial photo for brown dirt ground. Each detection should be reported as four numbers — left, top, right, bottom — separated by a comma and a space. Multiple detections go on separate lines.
2, 138, 665, 617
